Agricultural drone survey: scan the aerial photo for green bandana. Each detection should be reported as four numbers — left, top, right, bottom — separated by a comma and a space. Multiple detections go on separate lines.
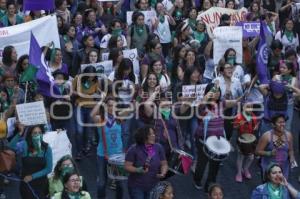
150, 0, 157, 8
32, 134, 42, 153
135, 25, 145, 37
112, 28, 122, 37
175, 10, 182, 18
268, 24, 274, 33
159, 15, 165, 23
189, 18, 196, 31
106, 8, 112, 15
227, 56, 236, 65
160, 108, 171, 120
267, 183, 283, 199
285, 31, 294, 43
194, 31, 205, 43
61, 166, 74, 178
68, 192, 80, 199
7, 88, 13, 99
20, 65, 37, 83
82, 81, 91, 90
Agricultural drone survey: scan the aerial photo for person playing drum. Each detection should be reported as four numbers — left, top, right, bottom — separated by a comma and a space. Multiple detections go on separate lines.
91, 97, 125, 199
190, 83, 242, 192
233, 101, 259, 182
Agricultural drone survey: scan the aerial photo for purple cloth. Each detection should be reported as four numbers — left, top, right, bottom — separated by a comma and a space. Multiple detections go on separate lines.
236, 21, 260, 38
29, 32, 59, 97
23, 0, 54, 11
270, 81, 285, 94
125, 143, 166, 191
256, 21, 271, 85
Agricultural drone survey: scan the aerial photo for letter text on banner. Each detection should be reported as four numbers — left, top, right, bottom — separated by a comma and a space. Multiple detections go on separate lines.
197, 7, 247, 38
236, 21, 260, 38
16, 101, 48, 126
0, 15, 60, 60
213, 26, 243, 65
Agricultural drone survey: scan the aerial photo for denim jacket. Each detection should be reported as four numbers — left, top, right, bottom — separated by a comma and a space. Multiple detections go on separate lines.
251, 183, 291, 199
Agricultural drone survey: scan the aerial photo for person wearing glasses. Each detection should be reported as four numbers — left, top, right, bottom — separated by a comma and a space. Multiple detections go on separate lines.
52, 172, 91, 199
9, 124, 53, 199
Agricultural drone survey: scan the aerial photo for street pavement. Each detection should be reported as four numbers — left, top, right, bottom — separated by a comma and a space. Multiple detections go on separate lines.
3, 110, 300, 199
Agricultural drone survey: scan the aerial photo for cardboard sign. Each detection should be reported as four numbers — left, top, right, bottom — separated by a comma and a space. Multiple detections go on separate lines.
197, 7, 247, 38
81, 60, 113, 76
213, 26, 243, 65
182, 84, 208, 102
16, 101, 47, 126
43, 130, 72, 173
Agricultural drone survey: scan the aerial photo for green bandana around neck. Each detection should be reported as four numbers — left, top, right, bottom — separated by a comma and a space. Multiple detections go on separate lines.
160, 108, 171, 120
68, 192, 81, 199
135, 25, 145, 36
61, 166, 74, 178
194, 31, 205, 43
267, 183, 283, 199
32, 134, 42, 153
112, 28, 122, 37
159, 15, 165, 23
82, 81, 91, 90
285, 31, 294, 43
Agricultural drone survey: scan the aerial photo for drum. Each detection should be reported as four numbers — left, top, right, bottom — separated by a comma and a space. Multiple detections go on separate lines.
168, 149, 193, 175
203, 136, 231, 161
237, 133, 257, 155
107, 154, 128, 180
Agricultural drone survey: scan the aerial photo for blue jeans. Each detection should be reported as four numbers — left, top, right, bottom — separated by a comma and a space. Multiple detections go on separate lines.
75, 106, 93, 154
128, 187, 150, 199
96, 156, 125, 199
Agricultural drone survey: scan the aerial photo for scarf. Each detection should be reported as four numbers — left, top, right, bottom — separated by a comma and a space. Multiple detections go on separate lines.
267, 183, 283, 199
194, 31, 205, 43
145, 144, 155, 157
68, 192, 81, 199
189, 18, 196, 30
159, 15, 165, 23
175, 9, 182, 18
106, 114, 116, 128
284, 31, 294, 43
135, 25, 145, 37
82, 81, 91, 90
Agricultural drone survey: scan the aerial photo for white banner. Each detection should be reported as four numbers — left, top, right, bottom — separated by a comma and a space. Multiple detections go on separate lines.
16, 101, 47, 126
81, 60, 113, 76
0, 15, 60, 60
126, 10, 156, 27
197, 7, 247, 38
43, 130, 72, 173
213, 26, 243, 65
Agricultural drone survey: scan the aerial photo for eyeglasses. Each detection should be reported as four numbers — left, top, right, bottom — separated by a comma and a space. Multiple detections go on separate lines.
69, 178, 81, 183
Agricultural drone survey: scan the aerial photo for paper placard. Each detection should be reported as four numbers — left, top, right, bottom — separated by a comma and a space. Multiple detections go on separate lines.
213, 26, 243, 65
101, 52, 109, 61
43, 130, 72, 173
16, 101, 47, 126
182, 84, 208, 101
6, 117, 16, 138
123, 48, 140, 76
81, 60, 113, 76
126, 10, 156, 27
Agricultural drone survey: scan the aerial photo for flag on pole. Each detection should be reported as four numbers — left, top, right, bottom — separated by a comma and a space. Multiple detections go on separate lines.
29, 32, 58, 97
256, 21, 271, 84
23, 0, 54, 11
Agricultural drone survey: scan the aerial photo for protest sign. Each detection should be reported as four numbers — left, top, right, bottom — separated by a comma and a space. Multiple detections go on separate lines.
81, 60, 113, 76
101, 52, 109, 61
126, 10, 156, 27
16, 101, 47, 126
0, 15, 60, 60
182, 84, 208, 104
182, 85, 196, 98
123, 48, 140, 76
197, 7, 247, 38
236, 22, 260, 38
6, 117, 16, 138
196, 84, 208, 101
213, 26, 243, 65
43, 130, 72, 173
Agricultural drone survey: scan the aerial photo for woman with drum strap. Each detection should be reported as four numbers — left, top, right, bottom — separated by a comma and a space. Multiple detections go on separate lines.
91, 97, 125, 199
125, 126, 168, 199
233, 101, 259, 183
191, 83, 242, 192
256, 114, 297, 179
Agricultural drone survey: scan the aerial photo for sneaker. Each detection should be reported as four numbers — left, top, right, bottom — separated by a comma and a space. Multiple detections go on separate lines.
243, 170, 252, 179
193, 181, 203, 190
235, 174, 243, 182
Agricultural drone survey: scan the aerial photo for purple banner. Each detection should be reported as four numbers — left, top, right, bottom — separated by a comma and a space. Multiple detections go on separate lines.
23, 0, 54, 11
236, 22, 260, 38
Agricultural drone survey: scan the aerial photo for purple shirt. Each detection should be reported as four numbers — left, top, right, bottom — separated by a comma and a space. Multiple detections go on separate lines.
125, 143, 166, 191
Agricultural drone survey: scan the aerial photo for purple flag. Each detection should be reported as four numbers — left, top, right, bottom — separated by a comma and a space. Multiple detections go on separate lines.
29, 32, 58, 97
256, 21, 270, 85
236, 21, 260, 38
23, 0, 54, 11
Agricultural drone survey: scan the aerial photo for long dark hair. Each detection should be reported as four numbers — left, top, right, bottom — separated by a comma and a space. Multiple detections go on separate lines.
25, 125, 48, 153
114, 58, 136, 83
281, 19, 297, 38
182, 66, 202, 85
142, 72, 159, 93
16, 54, 29, 74
53, 155, 80, 180
108, 48, 123, 67
81, 65, 97, 84
84, 48, 99, 64
134, 125, 154, 145
223, 48, 238, 65
2, 45, 15, 66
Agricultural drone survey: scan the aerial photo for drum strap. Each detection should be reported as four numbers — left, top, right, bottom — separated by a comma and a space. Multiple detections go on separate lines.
160, 119, 173, 151
203, 114, 226, 142
101, 126, 109, 160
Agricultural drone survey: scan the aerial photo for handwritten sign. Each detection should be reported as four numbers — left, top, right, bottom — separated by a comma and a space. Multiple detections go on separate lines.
126, 10, 156, 27
182, 84, 208, 103
123, 48, 139, 76
43, 130, 72, 173
236, 22, 260, 38
213, 26, 243, 65
197, 7, 247, 38
81, 60, 113, 76
16, 101, 47, 126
